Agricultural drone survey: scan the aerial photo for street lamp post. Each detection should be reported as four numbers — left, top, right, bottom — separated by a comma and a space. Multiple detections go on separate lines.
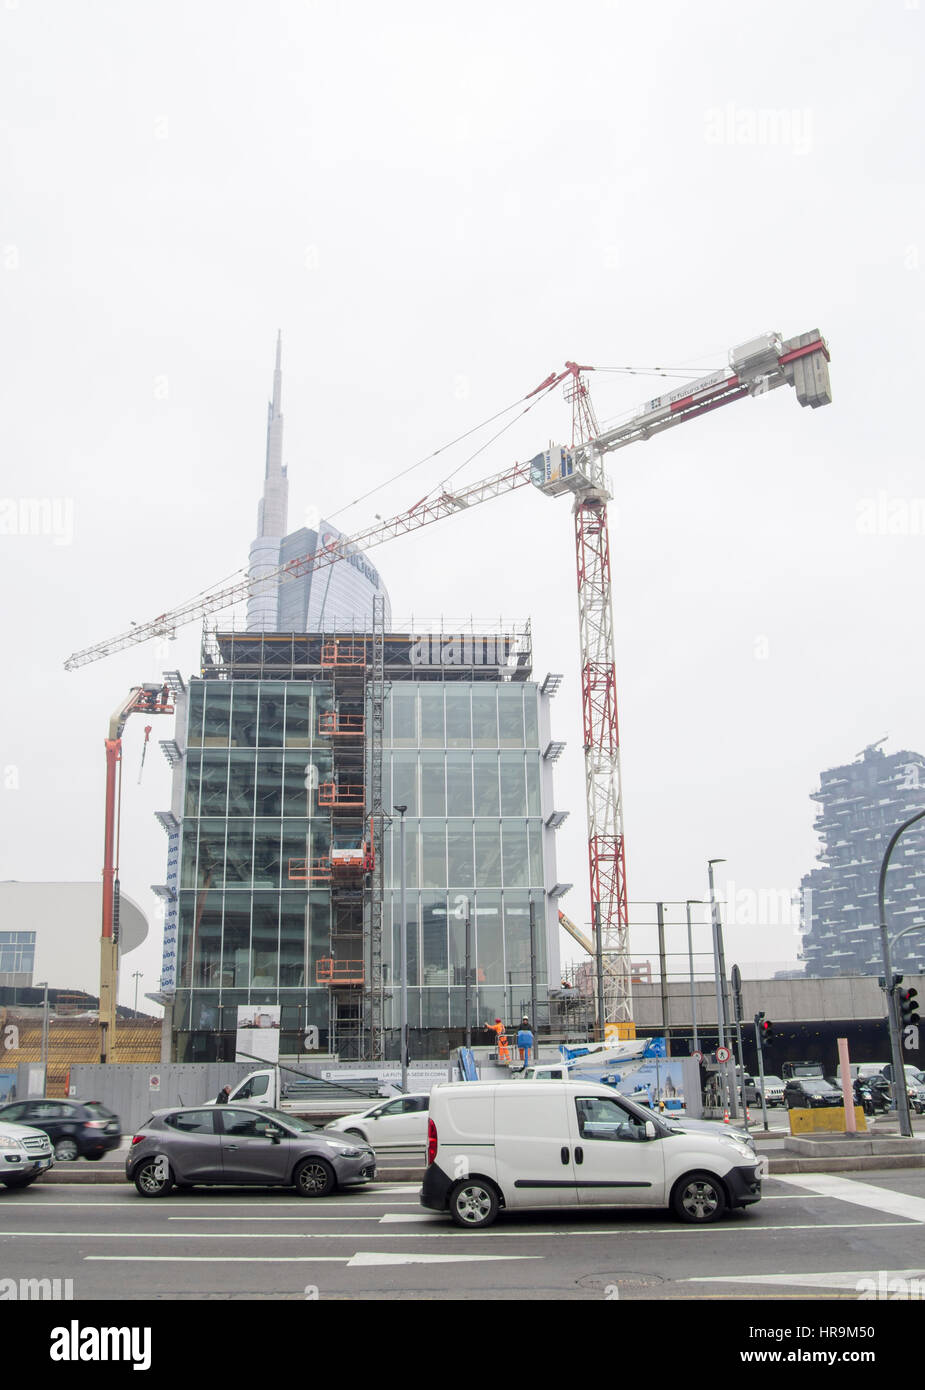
463, 895, 472, 1051
708, 859, 737, 1117
878, 808, 925, 1139
38, 982, 49, 1085
394, 805, 409, 1093
685, 900, 703, 1053
707, 859, 728, 1048
132, 971, 142, 1015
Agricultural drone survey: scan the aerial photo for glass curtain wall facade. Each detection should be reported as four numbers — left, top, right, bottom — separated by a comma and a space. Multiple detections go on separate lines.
175, 681, 333, 1061
382, 682, 547, 1047
171, 672, 555, 1061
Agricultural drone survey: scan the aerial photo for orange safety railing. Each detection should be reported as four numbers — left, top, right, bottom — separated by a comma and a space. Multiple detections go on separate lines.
287, 857, 332, 884
318, 781, 365, 810
318, 710, 365, 737
320, 640, 366, 667
316, 957, 365, 986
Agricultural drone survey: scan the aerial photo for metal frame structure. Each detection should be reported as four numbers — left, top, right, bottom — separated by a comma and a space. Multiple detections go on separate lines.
68, 329, 831, 1031
366, 592, 387, 1060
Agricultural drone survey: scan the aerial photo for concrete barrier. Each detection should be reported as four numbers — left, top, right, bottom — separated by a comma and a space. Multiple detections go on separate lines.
788, 1106, 867, 1135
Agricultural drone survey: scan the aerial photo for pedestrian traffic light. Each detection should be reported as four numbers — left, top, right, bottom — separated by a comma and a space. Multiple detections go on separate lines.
898, 988, 920, 1027
759, 1017, 773, 1043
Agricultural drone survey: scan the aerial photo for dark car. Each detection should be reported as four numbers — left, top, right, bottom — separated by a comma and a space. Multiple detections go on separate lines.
783, 1078, 844, 1110
0, 1099, 122, 1161
125, 1105, 376, 1198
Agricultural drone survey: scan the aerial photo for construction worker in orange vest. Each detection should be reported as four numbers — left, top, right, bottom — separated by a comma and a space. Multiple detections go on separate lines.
485, 1018, 510, 1062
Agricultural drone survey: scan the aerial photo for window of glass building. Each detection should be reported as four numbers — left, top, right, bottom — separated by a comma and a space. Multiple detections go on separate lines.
224, 822, 254, 887
497, 686, 525, 748
421, 822, 446, 890
279, 900, 307, 987
389, 815, 420, 890
389, 891, 420, 987
446, 819, 474, 887
523, 690, 539, 747
0, 932, 35, 975
187, 683, 205, 748
390, 752, 418, 816
525, 753, 541, 815
284, 686, 312, 748
420, 751, 445, 816
226, 750, 256, 817
499, 752, 527, 816
258, 685, 286, 747
391, 687, 416, 746
184, 752, 202, 817
471, 687, 497, 748
202, 686, 231, 747
475, 822, 502, 888
446, 752, 473, 816
474, 752, 500, 815
501, 821, 529, 888
419, 688, 444, 747
251, 893, 279, 987
475, 894, 503, 982
253, 821, 282, 889
225, 686, 256, 748
421, 892, 448, 982
222, 895, 251, 988
445, 687, 471, 747
255, 751, 285, 817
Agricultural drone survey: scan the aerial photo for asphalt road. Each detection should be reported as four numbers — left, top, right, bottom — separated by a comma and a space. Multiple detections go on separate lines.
3, 1167, 925, 1303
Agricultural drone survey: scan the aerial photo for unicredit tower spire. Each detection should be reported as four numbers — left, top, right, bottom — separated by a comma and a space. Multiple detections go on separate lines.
247, 332, 290, 629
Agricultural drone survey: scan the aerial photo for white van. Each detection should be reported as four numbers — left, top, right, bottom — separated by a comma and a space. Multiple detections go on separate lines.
519, 1063, 569, 1082
421, 1080, 762, 1229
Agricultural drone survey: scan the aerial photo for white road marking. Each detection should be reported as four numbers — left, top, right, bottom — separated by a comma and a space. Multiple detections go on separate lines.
686, 1267, 925, 1290
168, 1215, 383, 1222
378, 1212, 446, 1223
1, 1198, 419, 1209
84, 1252, 539, 1266
86, 1255, 351, 1263
771, 1174, 925, 1223
5, 1220, 915, 1241
346, 1251, 541, 1266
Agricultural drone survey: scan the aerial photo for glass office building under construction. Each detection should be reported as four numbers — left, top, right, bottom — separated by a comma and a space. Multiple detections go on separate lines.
158, 617, 568, 1061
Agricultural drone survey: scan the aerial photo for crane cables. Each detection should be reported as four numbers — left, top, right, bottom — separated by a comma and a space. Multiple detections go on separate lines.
324, 376, 561, 525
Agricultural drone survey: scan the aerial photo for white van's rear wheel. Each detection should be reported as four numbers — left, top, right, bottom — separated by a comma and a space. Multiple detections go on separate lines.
671, 1171, 727, 1223
449, 1178, 499, 1229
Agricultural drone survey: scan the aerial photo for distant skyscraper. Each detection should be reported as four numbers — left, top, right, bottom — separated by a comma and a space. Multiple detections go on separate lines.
247, 332, 289, 631
246, 335, 390, 632
800, 741, 925, 977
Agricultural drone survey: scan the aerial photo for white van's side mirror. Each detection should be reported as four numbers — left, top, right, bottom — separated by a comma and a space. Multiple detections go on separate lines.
644, 1120, 656, 1140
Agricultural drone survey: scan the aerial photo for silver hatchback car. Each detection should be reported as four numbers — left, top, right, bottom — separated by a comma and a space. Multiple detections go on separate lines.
126, 1105, 376, 1198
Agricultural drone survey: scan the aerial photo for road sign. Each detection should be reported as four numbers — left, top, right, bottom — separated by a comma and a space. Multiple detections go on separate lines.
716, 1046, 731, 1063
691, 1050, 703, 1063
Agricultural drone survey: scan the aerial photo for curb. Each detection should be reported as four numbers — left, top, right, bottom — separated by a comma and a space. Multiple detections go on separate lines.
767, 1154, 925, 1174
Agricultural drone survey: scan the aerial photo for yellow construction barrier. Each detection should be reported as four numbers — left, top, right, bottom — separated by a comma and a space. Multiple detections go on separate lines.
604, 1022, 637, 1041
788, 1106, 868, 1135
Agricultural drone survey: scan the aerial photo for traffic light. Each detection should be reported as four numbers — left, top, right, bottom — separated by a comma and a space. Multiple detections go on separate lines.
755, 1012, 773, 1046
898, 988, 920, 1027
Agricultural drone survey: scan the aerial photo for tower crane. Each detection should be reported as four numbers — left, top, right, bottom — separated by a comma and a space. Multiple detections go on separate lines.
99, 684, 174, 1061
66, 328, 831, 1031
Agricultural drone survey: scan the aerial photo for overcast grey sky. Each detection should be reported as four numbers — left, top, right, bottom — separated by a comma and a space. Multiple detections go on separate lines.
1, 0, 922, 1007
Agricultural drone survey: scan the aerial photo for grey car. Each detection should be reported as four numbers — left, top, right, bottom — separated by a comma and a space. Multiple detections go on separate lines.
126, 1105, 376, 1198
659, 1114, 758, 1154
